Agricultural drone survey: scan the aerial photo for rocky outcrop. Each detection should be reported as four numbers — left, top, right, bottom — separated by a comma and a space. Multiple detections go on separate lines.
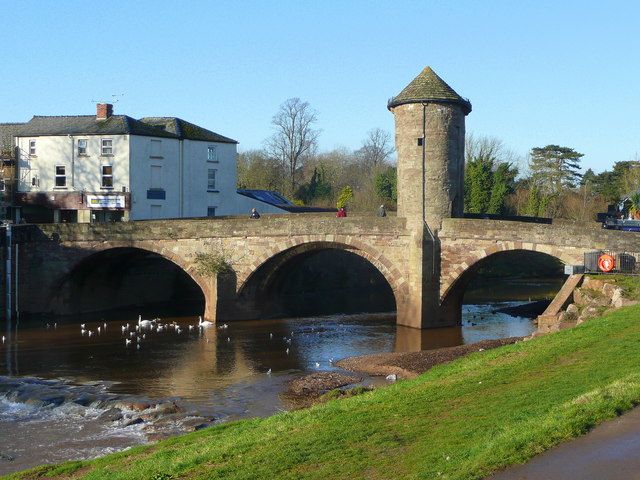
539, 276, 638, 333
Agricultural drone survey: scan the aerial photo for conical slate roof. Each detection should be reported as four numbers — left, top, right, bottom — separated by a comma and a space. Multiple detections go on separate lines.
388, 66, 472, 114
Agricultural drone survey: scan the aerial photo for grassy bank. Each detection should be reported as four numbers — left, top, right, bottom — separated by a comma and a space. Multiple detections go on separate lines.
9, 305, 640, 479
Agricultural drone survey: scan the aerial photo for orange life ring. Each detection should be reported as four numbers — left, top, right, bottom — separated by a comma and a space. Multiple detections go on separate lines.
598, 254, 615, 272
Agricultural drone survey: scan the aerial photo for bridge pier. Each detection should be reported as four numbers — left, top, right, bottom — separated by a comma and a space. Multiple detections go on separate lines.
201, 272, 260, 323
397, 228, 457, 329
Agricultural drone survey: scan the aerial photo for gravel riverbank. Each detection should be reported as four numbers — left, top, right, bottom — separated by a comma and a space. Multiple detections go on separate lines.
336, 337, 522, 378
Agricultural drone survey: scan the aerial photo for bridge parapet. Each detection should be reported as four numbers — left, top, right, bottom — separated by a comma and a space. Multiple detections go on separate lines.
16, 215, 408, 244
440, 218, 640, 251
438, 217, 640, 326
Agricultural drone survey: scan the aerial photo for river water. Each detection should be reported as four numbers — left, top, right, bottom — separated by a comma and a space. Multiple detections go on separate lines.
0, 280, 559, 475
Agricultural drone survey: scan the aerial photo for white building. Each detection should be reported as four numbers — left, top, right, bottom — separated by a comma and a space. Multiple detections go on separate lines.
13, 103, 290, 223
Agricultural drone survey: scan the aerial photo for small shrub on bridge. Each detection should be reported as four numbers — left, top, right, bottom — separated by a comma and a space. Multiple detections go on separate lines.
194, 252, 232, 277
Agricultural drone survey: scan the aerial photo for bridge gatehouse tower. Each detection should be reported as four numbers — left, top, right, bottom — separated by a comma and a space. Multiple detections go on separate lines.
388, 66, 472, 328
388, 66, 472, 232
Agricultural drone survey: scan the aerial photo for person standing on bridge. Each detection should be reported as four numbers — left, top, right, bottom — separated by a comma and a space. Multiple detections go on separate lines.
250, 208, 260, 219
336, 207, 347, 218
378, 204, 386, 217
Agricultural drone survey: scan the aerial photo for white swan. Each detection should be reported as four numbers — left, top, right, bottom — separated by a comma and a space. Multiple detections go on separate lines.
138, 315, 155, 328
198, 316, 214, 328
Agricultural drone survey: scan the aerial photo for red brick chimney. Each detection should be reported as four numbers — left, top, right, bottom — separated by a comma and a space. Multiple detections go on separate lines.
96, 103, 113, 121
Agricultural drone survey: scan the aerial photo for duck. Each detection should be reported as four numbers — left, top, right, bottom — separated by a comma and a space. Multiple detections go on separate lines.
198, 316, 214, 328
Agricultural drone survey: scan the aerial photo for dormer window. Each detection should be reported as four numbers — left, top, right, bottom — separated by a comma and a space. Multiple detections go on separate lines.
101, 139, 113, 155
29, 140, 36, 156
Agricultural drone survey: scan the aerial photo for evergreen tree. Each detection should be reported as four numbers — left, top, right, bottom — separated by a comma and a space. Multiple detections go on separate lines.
487, 163, 513, 214
464, 157, 493, 213
374, 167, 397, 203
581, 168, 597, 186
295, 166, 332, 204
529, 145, 584, 194
522, 185, 550, 217
524, 186, 541, 216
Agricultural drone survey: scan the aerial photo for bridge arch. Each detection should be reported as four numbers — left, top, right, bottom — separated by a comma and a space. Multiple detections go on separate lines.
440, 242, 580, 301
236, 237, 408, 318
47, 245, 209, 317
439, 246, 571, 324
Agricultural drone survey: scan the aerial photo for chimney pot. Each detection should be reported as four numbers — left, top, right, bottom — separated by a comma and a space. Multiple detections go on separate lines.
97, 103, 113, 120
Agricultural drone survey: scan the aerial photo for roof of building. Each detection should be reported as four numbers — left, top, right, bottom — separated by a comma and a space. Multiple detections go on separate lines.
0, 123, 24, 158
387, 66, 472, 114
237, 189, 294, 206
16, 114, 237, 143
237, 189, 336, 213
139, 117, 237, 143
17, 115, 177, 139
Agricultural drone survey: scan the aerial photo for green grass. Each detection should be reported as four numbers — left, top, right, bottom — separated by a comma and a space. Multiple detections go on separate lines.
590, 273, 640, 298
9, 305, 640, 479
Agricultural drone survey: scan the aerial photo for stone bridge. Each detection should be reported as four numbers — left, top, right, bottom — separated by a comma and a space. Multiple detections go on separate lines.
13, 214, 640, 328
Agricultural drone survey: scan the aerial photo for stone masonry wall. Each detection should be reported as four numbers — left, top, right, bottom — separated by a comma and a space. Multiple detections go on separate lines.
13, 215, 640, 329
392, 102, 465, 232
15, 215, 422, 326
439, 218, 640, 301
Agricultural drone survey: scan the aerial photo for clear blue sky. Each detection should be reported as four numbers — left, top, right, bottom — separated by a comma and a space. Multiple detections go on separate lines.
2, 0, 639, 173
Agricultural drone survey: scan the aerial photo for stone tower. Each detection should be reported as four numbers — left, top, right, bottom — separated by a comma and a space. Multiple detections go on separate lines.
388, 66, 471, 232
388, 67, 471, 329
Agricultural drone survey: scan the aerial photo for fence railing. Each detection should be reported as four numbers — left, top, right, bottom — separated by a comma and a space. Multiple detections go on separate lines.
584, 251, 640, 274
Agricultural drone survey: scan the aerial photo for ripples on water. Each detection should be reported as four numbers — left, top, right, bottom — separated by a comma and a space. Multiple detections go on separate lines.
0, 304, 536, 474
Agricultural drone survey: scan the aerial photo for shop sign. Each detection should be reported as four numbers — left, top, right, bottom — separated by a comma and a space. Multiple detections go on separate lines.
86, 195, 126, 209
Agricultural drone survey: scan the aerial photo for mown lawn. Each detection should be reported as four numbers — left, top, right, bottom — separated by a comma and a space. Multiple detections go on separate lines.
8, 304, 640, 480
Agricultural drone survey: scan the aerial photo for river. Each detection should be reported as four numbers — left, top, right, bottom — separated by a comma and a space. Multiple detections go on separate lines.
0, 279, 561, 474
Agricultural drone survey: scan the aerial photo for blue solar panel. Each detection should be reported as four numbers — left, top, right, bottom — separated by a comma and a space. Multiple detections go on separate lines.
237, 189, 293, 206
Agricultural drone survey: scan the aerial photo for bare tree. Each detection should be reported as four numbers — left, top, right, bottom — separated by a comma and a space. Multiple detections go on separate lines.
266, 98, 320, 197
356, 128, 395, 169
465, 133, 520, 166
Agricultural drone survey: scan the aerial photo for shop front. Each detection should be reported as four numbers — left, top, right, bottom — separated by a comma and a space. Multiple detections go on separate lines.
16, 192, 130, 224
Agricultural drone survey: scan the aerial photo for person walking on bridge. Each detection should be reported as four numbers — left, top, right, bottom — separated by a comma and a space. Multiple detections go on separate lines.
378, 204, 387, 217
336, 207, 347, 218
250, 208, 260, 219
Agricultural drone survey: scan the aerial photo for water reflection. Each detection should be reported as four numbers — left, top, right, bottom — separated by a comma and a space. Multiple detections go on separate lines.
0, 306, 539, 474
0, 306, 536, 409
395, 326, 464, 352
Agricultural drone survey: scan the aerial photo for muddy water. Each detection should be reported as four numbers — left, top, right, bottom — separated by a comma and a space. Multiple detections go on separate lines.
0, 298, 546, 475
